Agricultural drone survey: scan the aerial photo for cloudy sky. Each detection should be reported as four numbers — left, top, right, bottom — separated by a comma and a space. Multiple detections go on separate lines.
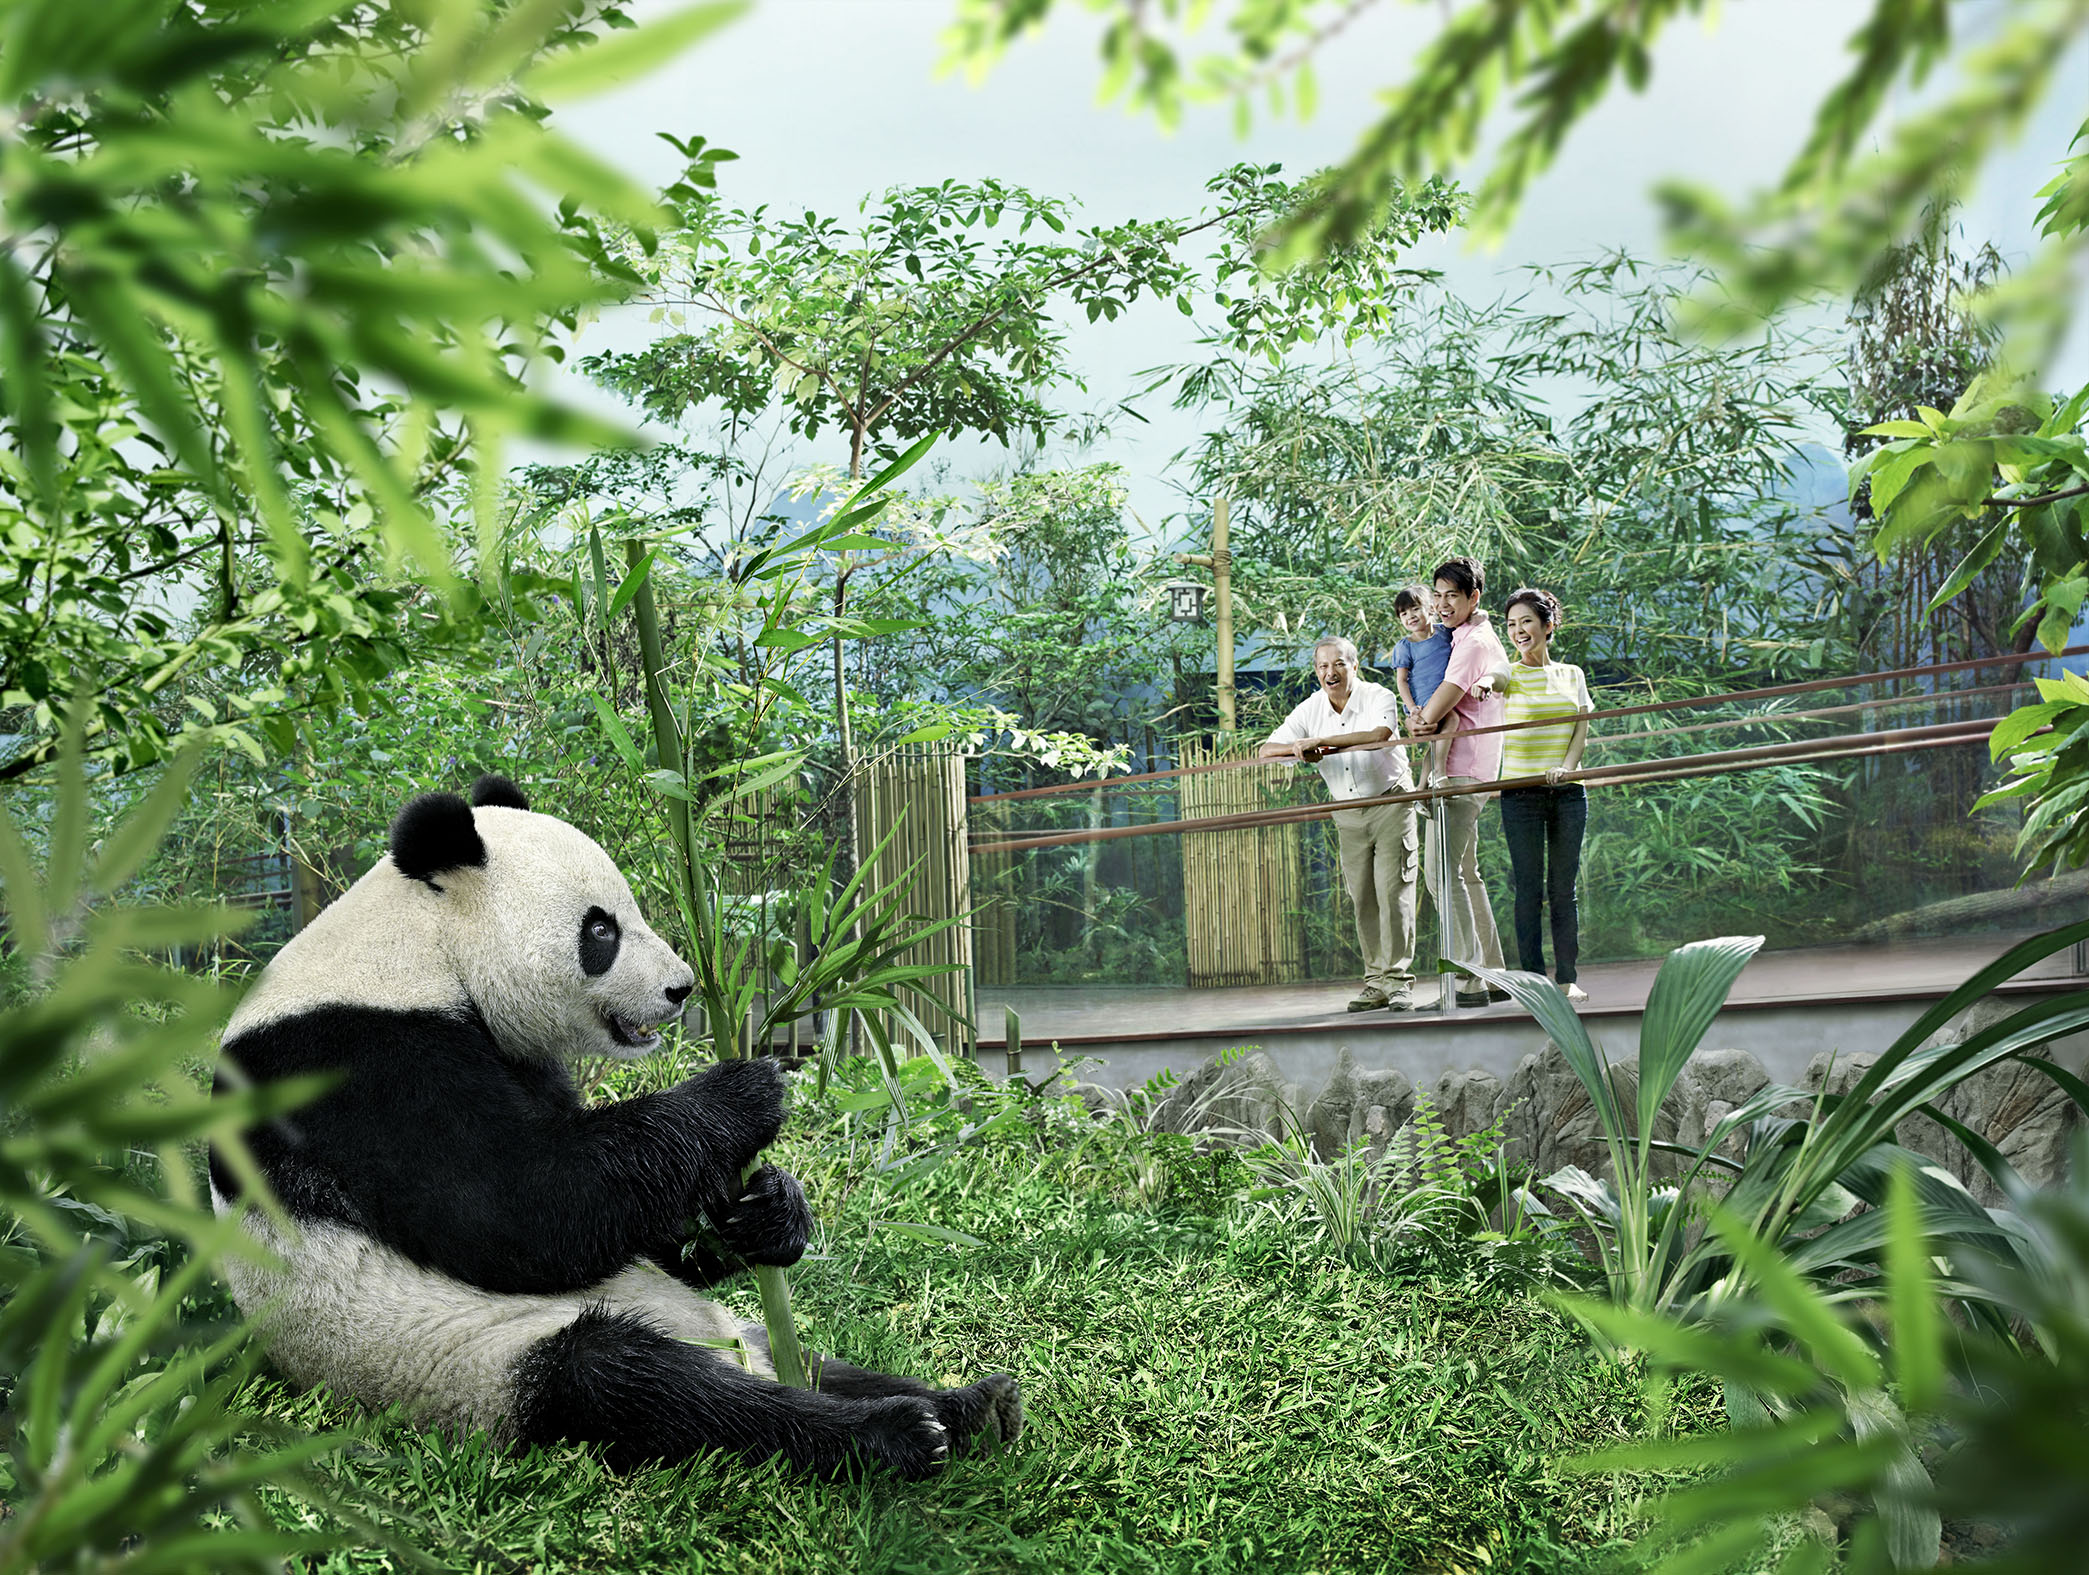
547, 0, 2089, 534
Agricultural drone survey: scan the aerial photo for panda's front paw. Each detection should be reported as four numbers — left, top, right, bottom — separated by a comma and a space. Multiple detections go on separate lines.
681, 1056, 789, 1162
722, 1164, 812, 1267
858, 1395, 949, 1481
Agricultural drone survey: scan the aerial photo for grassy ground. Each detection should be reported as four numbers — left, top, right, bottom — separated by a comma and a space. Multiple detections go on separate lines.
250, 1063, 1714, 1574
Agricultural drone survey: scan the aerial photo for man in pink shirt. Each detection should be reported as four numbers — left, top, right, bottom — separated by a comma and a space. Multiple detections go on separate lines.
1408, 557, 1510, 1007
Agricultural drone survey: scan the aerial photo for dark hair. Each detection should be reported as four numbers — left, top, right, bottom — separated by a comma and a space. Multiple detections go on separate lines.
1503, 587, 1563, 629
1392, 585, 1430, 616
1431, 556, 1484, 597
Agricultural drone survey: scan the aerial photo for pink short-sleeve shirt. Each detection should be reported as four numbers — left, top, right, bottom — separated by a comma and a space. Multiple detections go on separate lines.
1442, 619, 1508, 780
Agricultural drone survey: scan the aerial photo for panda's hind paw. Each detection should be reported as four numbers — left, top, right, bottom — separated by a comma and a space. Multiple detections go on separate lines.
934, 1371, 1024, 1458
859, 1396, 949, 1480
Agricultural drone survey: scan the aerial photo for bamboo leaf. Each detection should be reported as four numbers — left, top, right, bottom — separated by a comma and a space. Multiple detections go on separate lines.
589, 694, 644, 771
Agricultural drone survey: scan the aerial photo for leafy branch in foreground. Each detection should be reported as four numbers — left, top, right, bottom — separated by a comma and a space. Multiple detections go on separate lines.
0, 0, 743, 778
944, 1, 2089, 364
1471, 920, 2089, 1320
1571, 1152, 2089, 1573
0, 746, 422, 1571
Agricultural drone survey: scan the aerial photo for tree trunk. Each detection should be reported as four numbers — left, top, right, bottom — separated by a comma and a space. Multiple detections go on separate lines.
832, 567, 857, 890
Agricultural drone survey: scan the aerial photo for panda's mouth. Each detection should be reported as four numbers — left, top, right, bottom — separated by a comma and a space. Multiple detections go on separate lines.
600, 1009, 665, 1052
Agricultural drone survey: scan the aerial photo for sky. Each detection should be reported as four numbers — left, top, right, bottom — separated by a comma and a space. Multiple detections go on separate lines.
542, 0, 2089, 539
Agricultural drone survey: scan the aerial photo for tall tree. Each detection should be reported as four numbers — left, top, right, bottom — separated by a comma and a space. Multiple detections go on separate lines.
583, 161, 1461, 880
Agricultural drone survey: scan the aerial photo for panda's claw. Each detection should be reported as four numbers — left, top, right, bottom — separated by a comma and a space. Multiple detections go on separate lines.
930, 1371, 1024, 1460
860, 1395, 951, 1480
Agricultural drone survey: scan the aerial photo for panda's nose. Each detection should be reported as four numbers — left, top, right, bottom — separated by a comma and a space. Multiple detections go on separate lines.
664, 982, 693, 1007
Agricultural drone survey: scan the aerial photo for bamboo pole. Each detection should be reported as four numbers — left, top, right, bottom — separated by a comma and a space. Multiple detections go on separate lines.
624, 540, 809, 1390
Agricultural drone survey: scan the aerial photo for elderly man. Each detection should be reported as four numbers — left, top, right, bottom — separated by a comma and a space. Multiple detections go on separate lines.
1258, 635, 1419, 1012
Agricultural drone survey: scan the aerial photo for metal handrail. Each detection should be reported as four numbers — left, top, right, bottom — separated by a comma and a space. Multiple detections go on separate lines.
967, 643, 2086, 807
967, 715, 2004, 857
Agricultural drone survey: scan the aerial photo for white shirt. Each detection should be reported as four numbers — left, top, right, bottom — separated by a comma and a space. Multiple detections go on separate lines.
1265, 680, 1411, 801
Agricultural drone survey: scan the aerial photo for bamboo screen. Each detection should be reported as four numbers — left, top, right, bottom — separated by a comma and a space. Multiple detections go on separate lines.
1177, 738, 1308, 987
854, 744, 975, 1051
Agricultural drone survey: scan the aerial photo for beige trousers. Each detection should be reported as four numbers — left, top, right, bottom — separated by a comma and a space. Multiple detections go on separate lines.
1333, 798, 1418, 991
1424, 776, 1504, 975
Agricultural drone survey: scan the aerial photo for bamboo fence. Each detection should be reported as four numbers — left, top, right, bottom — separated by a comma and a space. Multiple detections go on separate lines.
854, 743, 975, 1050
1177, 738, 1307, 987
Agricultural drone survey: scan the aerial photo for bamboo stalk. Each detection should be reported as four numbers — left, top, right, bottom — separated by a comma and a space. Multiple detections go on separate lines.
624, 540, 809, 1390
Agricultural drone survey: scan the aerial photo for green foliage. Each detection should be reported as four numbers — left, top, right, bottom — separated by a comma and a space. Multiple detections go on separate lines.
1176, 258, 1848, 697
856, 464, 1182, 752
1573, 765, 1837, 958
0, 0, 740, 780
1573, 1154, 2089, 1572
1474, 921, 2089, 1320
0, 748, 416, 1571
944, 1, 2089, 365
593, 160, 1460, 470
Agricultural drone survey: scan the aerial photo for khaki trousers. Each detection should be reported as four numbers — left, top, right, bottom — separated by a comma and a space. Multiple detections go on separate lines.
1333, 798, 1418, 991
1423, 776, 1504, 975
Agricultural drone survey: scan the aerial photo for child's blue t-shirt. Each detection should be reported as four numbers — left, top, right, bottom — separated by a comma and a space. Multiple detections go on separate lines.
1392, 627, 1455, 711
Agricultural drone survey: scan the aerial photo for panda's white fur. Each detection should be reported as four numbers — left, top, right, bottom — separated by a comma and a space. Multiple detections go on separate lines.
212, 779, 1020, 1478
223, 1213, 760, 1442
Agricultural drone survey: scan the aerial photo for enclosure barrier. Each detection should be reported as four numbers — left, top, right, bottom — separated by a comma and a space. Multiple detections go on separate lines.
964, 644, 2086, 997
967, 645, 2084, 857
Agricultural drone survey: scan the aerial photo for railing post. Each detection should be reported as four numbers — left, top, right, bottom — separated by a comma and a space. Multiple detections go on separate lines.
1433, 779, 1458, 1014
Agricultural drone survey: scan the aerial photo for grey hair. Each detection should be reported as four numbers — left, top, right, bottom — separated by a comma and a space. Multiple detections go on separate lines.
1311, 635, 1358, 665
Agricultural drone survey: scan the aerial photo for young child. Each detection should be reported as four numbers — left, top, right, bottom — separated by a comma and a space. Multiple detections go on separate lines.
1389, 585, 1458, 789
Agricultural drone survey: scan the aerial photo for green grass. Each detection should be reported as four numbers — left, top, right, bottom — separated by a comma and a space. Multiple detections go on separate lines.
246, 1068, 1718, 1574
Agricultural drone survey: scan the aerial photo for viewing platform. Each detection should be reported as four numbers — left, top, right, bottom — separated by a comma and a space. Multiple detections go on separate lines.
974, 930, 2089, 1094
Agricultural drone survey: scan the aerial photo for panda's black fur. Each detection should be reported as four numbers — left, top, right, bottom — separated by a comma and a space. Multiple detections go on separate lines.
210, 776, 1021, 1478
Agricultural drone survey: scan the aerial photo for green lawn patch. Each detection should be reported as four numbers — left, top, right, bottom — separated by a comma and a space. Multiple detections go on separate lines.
251, 1074, 1715, 1574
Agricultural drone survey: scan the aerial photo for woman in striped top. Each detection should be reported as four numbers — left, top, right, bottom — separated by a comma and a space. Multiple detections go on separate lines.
1499, 589, 1593, 1003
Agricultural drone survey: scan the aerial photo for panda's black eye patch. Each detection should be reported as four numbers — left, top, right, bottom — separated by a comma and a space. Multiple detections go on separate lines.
579, 906, 621, 977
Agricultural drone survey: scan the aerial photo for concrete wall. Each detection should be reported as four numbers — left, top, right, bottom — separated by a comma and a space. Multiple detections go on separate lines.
992, 986, 2089, 1094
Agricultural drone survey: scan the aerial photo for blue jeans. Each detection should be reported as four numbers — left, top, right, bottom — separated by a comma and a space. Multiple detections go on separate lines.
1498, 784, 1585, 984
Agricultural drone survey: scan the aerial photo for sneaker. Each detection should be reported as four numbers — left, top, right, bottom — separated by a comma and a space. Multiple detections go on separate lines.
1563, 982, 1589, 1003
1455, 989, 1492, 1008
1348, 985, 1391, 1012
1382, 986, 1419, 1012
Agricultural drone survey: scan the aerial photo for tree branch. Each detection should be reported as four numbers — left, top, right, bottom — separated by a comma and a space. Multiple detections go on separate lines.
1988, 480, 2089, 509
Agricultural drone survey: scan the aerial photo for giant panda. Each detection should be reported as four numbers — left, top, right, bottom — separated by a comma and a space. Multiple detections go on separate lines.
209, 774, 1021, 1478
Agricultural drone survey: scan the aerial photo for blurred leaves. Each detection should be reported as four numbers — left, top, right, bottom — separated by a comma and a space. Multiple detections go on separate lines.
944, 1, 2089, 371
0, 740, 418, 1571
0, 0, 738, 780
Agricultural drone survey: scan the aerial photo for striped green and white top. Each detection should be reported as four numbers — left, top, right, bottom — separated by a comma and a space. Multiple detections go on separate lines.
1500, 660, 1592, 778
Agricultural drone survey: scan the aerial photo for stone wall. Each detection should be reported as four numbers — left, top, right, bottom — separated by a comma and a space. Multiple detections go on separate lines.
1132, 1000, 2079, 1197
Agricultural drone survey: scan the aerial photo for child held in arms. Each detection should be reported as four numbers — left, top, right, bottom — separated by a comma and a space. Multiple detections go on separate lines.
1390, 585, 1458, 789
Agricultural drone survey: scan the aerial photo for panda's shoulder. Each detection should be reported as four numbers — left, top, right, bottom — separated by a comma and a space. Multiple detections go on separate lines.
221, 1001, 497, 1084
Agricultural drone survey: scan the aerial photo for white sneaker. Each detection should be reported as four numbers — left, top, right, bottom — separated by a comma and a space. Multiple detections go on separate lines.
1564, 982, 1589, 1004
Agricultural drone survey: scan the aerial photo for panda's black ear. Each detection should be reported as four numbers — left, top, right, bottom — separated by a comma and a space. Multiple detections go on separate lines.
469, 773, 530, 812
390, 792, 486, 888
